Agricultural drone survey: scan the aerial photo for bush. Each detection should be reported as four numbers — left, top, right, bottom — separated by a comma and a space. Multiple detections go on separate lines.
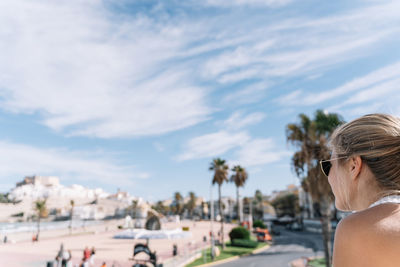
11, 212, 24, 217
231, 239, 258, 248
253, 220, 266, 229
229, 227, 250, 241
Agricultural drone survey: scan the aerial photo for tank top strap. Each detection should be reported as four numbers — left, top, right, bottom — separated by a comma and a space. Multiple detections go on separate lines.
368, 195, 400, 208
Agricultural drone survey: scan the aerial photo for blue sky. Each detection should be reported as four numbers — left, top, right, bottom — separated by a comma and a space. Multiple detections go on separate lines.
0, 0, 400, 202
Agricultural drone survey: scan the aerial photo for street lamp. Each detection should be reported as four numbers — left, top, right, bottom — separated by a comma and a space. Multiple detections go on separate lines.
210, 184, 215, 260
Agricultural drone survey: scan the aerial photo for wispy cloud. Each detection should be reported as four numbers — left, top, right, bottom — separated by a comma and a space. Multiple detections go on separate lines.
205, 0, 293, 7
327, 78, 400, 116
0, 140, 149, 187
221, 111, 265, 130
1, 0, 399, 140
222, 82, 270, 105
153, 142, 165, 152
0, 0, 211, 138
276, 90, 302, 106
278, 61, 400, 106
178, 130, 289, 167
232, 138, 290, 166
337, 78, 400, 107
177, 131, 250, 161
202, 1, 400, 85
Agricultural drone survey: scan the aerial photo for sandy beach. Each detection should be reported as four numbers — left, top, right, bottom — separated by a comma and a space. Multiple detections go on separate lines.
0, 219, 235, 267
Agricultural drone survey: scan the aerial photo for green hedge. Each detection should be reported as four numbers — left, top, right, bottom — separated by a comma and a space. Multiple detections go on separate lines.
229, 227, 250, 241
231, 239, 258, 248
253, 220, 266, 229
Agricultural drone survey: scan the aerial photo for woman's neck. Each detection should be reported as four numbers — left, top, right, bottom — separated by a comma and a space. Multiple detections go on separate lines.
352, 170, 382, 211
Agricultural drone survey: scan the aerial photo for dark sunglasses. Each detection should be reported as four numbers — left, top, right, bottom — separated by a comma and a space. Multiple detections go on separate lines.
319, 156, 347, 177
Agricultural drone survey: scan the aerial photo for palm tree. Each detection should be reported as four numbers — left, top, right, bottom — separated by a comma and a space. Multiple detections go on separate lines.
254, 189, 263, 220
187, 192, 197, 219
286, 109, 343, 267
131, 200, 138, 218
209, 158, 229, 249
69, 199, 74, 234
153, 201, 169, 216
174, 192, 183, 216
230, 165, 248, 224
34, 199, 48, 241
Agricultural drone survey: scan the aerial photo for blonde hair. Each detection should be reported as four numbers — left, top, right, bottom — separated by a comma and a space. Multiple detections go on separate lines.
330, 114, 400, 198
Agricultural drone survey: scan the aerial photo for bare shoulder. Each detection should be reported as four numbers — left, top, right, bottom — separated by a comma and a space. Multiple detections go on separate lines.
346, 204, 400, 236
333, 204, 400, 267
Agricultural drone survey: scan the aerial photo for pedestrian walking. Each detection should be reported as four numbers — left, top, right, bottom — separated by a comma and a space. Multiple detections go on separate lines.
55, 243, 64, 267
324, 114, 400, 266
172, 244, 178, 256
83, 247, 91, 261
89, 246, 96, 265
61, 249, 71, 267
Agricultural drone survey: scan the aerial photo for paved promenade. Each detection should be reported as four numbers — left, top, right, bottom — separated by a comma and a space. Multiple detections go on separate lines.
0, 220, 235, 267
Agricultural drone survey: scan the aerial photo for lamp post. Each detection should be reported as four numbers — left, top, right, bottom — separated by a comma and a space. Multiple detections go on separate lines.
239, 193, 243, 224
210, 185, 215, 260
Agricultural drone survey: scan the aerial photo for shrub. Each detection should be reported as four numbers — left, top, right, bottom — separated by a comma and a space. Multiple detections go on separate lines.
231, 239, 258, 248
253, 220, 266, 229
229, 226, 250, 242
11, 212, 24, 217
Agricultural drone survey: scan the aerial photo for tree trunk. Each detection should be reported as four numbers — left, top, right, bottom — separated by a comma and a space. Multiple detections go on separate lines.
69, 208, 73, 234
219, 184, 225, 249
236, 186, 240, 225
37, 216, 40, 241
320, 197, 332, 267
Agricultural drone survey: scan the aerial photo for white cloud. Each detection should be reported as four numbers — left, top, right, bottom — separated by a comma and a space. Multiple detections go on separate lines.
222, 111, 265, 130
218, 67, 264, 84
0, 0, 211, 138
1, 0, 399, 140
339, 78, 400, 106
338, 103, 384, 117
177, 130, 290, 167
202, 1, 400, 83
280, 61, 400, 106
233, 138, 291, 166
205, 0, 293, 7
327, 78, 400, 116
222, 82, 270, 105
0, 140, 149, 187
276, 90, 302, 105
153, 142, 165, 152
177, 131, 250, 161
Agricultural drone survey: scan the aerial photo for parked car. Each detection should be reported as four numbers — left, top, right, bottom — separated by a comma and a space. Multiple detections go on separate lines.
269, 222, 281, 236
285, 221, 304, 231
254, 227, 272, 242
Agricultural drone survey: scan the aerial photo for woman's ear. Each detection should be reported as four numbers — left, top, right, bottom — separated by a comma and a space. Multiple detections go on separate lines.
349, 155, 362, 181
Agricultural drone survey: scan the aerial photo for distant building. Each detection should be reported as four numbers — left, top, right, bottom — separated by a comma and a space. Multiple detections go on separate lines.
298, 187, 314, 219
298, 186, 346, 220
16, 175, 60, 187
269, 184, 299, 202
107, 191, 129, 201
16, 176, 35, 187
209, 196, 235, 220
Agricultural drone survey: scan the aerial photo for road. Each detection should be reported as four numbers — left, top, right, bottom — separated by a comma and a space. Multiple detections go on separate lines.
214, 226, 332, 267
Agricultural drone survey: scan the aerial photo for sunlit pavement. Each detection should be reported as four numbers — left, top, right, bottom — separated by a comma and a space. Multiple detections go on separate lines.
213, 226, 328, 267
0, 220, 235, 267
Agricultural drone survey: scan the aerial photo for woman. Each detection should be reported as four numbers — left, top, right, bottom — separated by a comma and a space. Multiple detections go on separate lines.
322, 113, 400, 267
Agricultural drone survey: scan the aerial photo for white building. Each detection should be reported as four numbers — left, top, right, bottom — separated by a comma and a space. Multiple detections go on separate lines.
2, 176, 138, 221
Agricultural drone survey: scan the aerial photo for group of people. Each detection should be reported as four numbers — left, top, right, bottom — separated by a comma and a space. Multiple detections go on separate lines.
78, 246, 96, 267
54, 244, 72, 267
54, 244, 102, 267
